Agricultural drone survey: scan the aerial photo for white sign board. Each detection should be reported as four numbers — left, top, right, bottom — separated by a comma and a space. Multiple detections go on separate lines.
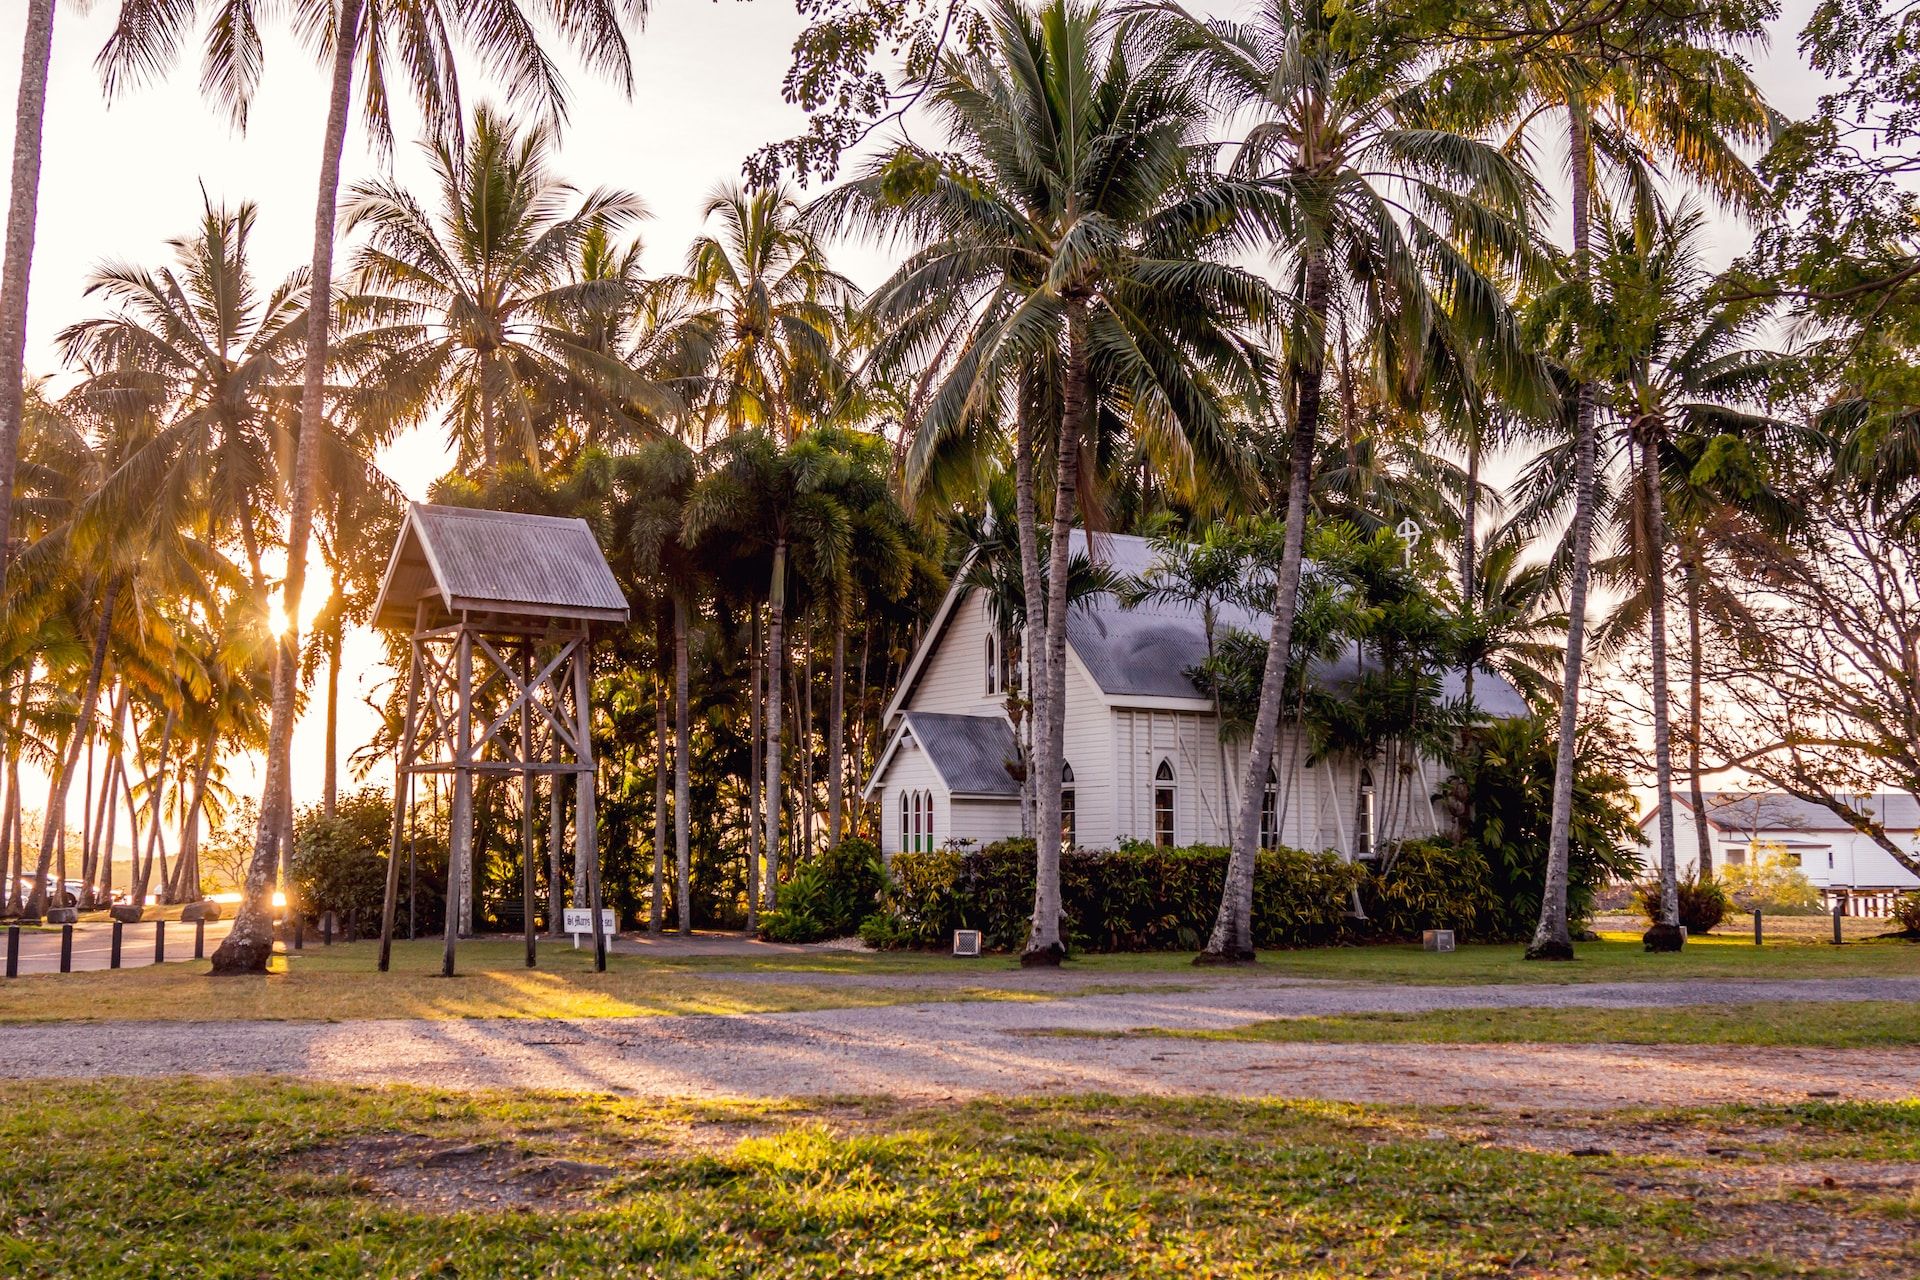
563, 908, 617, 935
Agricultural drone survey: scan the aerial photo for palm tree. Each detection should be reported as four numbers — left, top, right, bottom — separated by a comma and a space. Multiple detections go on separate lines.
1543, 200, 1791, 937
1166, 0, 1542, 961
341, 105, 656, 475
819, 0, 1276, 963
58, 194, 306, 592
1460, 0, 1777, 959
0, 0, 58, 597
681, 184, 856, 444
94, 0, 651, 971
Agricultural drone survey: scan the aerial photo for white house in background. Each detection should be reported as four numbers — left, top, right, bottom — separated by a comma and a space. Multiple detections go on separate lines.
1636, 792, 1920, 913
862, 531, 1531, 860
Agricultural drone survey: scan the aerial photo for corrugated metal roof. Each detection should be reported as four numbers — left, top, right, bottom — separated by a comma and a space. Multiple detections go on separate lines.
1062, 531, 1529, 716
904, 712, 1021, 796
373, 503, 630, 629
1698, 792, 1920, 833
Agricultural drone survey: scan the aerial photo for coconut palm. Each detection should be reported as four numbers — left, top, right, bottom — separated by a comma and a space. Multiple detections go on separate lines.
818, 0, 1277, 963
680, 184, 857, 444
1163, 0, 1543, 961
93, 0, 651, 971
57, 194, 307, 592
1453, 0, 1777, 959
341, 105, 659, 475
0, 0, 58, 597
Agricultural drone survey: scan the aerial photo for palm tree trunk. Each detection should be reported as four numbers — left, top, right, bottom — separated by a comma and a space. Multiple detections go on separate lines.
747, 607, 763, 929
798, 641, 814, 862
1528, 102, 1599, 962
1684, 544, 1712, 878
28, 577, 118, 916
1641, 431, 1684, 946
828, 626, 845, 846
1014, 393, 1045, 846
650, 613, 668, 931
673, 595, 692, 935
134, 707, 176, 908
97, 735, 122, 908
1026, 300, 1092, 965
763, 537, 786, 910
323, 614, 343, 818
1202, 247, 1331, 963
214, 0, 363, 972
0, 0, 56, 594
1462, 427, 1480, 712
170, 749, 214, 903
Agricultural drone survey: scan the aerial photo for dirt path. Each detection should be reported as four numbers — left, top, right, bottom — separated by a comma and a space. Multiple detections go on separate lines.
5, 977, 1918, 1108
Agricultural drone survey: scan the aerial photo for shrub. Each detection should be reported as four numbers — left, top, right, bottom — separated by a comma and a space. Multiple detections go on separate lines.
1721, 848, 1825, 914
1441, 716, 1644, 940
1890, 891, 1920, 937
1634, 872, 1731, 934
867, 840, 1366, 952
1368, 839, 1496, 940
759, 838, 886, 943
291, 791, 393, 933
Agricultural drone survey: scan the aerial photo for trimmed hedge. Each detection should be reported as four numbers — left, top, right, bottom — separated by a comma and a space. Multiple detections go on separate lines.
865, 840, 1367, 953
1364, 838, 1495, 940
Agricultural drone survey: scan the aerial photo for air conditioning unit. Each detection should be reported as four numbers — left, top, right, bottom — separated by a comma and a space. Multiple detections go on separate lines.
952, 929, 982, 957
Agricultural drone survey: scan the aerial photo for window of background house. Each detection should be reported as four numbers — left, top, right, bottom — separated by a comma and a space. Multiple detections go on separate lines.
985, 631, 1001, 695
899, 790, 910, 854
1260, 763, 1279, 850
1154, 760, 1176, 847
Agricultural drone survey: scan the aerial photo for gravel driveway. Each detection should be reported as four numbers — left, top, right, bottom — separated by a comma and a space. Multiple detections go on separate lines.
4, 976, 1917, 1109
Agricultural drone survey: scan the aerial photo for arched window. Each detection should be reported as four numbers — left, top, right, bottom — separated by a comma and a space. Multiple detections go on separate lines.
1260, 763, 1279, 850
1356, 768, 1377, 860
1153, 759, 1176, 847
923, 790, 936, 851
1060, 762, 1076, 848
899, 790, 910, 855
911, 790, 924, 853
985, 631, 1001, 695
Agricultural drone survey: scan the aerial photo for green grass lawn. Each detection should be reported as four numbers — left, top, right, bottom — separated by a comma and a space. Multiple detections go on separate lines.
1138, 999, 1920, 1049
1, 932, 1914, 1024
1, 1078, 1916, 1277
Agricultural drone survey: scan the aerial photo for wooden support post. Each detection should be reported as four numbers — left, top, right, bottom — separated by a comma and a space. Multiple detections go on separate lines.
5, 925, 17, 978
194, 918, 205, 959
1832, 903, 1844, 946
547, 771, 565, 940
110, 921, 122, 969
521, 643, 537, 969
574, 642, 607, 972
380, 632, 424, 972
444, 627, 474, 978
59, 925, 72, 972
153, 920, 165, 965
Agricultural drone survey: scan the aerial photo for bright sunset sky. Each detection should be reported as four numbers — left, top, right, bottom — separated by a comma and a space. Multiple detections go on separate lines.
0, 0, 1833, 818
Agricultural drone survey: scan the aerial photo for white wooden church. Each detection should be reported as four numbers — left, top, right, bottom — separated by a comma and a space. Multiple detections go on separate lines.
864, 532, 1531, 859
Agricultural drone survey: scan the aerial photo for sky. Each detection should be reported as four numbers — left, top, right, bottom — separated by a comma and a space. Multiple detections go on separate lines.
0, 0, 1836, 828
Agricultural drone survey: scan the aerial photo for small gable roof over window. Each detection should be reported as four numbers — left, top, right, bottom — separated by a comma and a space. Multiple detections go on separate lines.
865, 712, 1021, 799
374, 503, 630, 630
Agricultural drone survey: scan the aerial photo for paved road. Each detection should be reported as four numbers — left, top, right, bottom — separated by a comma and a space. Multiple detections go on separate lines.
3, 976, 1916, 1109
6, 919, 235, 975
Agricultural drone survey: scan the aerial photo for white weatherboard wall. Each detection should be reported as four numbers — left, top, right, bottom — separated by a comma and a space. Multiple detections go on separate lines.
907, 597, 1004, 718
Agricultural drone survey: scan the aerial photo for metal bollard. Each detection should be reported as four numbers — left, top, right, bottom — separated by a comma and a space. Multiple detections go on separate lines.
1753, 907, 1763, 947
59, 925, 73, 973
1833, 904, 1844, 945
5, 925, 18, 978
154, 920, 166, 965
110, 921, 124, 969
194, 918, 205, 959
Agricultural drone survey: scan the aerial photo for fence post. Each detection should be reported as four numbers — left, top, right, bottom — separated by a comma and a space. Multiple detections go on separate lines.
323, 912, 333, 947
294, 915, 304, 951
59, 925, 72, 973
110, 921, 123, 969
5, 926, 18, 978
194, 918, 205, 959
1753, 907, 1763, 947
154, 920, 166, 965
1832, 903, 1844, 945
